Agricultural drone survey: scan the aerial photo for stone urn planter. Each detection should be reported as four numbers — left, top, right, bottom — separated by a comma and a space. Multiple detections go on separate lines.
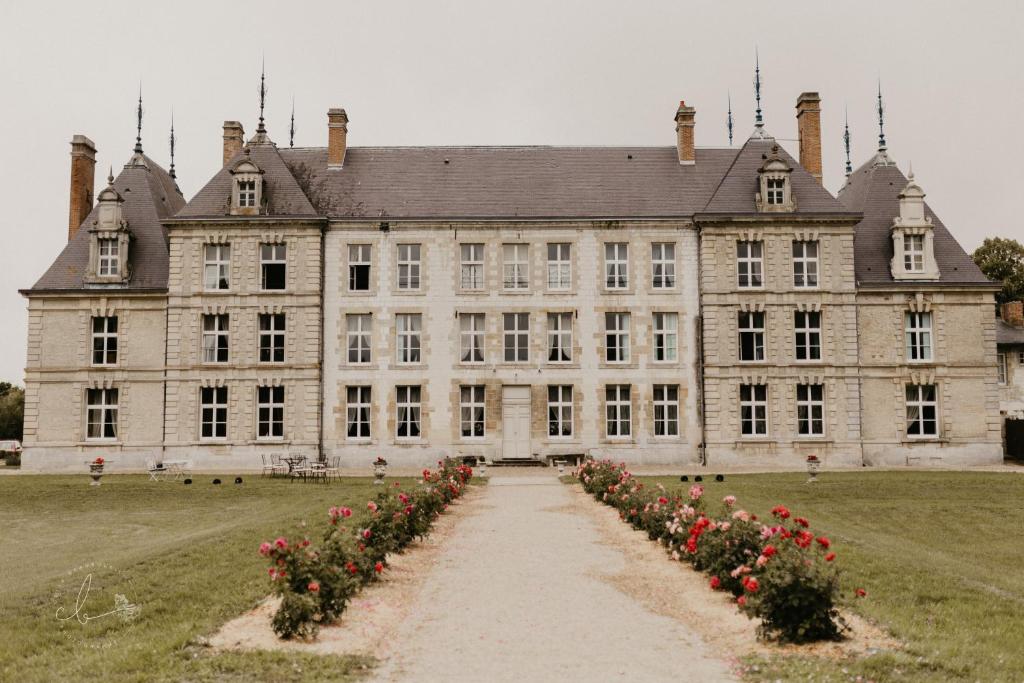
806, 454, 821, 483
87, 457, 107, 486
372, 457, 387, 485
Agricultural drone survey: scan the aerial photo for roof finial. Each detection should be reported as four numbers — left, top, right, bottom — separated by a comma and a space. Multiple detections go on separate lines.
289, 96, 295, 148
257, 58, 267, 135
754, 48, 763, 128
877, 80, 887, 152
108, 166, 114, 185
727, 91, 734, 146
908, 159, 914, 182
169, 109, 177, 179
134, 84, 144, 154
843, 105, 852, 176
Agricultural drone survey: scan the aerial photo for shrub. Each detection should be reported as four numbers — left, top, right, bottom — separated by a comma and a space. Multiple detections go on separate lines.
3, 452, 20, 467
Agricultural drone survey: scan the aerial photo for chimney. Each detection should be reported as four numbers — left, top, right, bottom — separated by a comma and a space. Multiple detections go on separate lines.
674, 101, 696, 165
68, 135, 97, 240
222, 121, 245, 166
1001, 301, 1024, 328
796, 92, 823, 184
327, 108, 349, 169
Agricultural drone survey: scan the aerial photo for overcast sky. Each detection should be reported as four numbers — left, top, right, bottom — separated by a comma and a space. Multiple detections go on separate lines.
1, 0, 1022, 384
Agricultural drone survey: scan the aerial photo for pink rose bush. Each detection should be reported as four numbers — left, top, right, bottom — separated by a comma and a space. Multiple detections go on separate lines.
260, 458, 473, 639
575, 459, 849, 643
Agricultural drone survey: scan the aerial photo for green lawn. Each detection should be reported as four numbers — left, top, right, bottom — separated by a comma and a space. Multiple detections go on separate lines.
638, 471, 1024, 682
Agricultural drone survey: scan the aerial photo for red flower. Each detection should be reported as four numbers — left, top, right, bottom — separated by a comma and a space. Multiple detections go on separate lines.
685, 536, 698, 553
362, 529, 372, 540
825, 552, 836, 562
744, 578, 759, 593
658, 496, 669, 505
709, 576, 721, 590
345, 562, 358, 575
737, 596, 747, 607
374, 562, 384, 573
794, 517, 810, 528
761, 544, 777, 558
771, 505, 791, 519
856, 588, 867, 598
816, 536, 831, 549
794, 530, 814, 548
307, 581, 320, 593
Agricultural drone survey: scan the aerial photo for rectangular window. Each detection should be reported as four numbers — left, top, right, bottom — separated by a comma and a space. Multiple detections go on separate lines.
904, 235, 925, 272
203, 244, 230, 290
653, 312, 678, 362
906, 384, 938, 438
396, 385, 421, 439
548, 385, 573, 437
201, 314, 229, 363
605, 384, 631, 437
200, 386, 228, 440
796, 384, 825, 437
605, 243, 628, 289
98, 239, 119, 276
346, 386, 371, 439
503, 244, 529, 290
257, 385, 284, 439
459, 313, 485, 363
348, 244, 371, 291
905, 312, 933, 362
259, 243, 287, 290
460, 385, 485, 438
396, 313, 422, 364
794, 311, 821, 361
91, 316, 118, 366
605, 312, 630, 362
346, 314, 371, 364
738, 311, 765, 362
998, 353, 1008, 385
652, 243, 676, 289
460, 244, 484, 290
238, 179, 257, 207
547, 313, 573, 363
792, 240, 819, 288
258, 313, 286, 363
503, 313, 530, 362
740, 384, 768, 436
653, 384, 679, 437
85, 388, 118, 440
737, 241, 764, 288
397, 244, 421, 290
547, 243, 572, 290
766, 178, 785, 204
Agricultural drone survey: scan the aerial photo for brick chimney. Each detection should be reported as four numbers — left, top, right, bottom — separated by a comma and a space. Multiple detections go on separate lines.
796, 92, 822, 184
222, 121, 245, 166
674, 101, 696, 165
327, 108, 349, 169
68, 135, 97, 240
1001, 301, 1024, 328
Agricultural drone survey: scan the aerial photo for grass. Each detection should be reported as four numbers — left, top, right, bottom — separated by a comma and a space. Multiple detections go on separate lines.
0, 473, 410, 682
637, 471, 1024, 682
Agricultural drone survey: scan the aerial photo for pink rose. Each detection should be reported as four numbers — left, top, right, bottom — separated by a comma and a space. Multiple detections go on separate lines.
274, 537, 288, 549
258, 542, 272, 556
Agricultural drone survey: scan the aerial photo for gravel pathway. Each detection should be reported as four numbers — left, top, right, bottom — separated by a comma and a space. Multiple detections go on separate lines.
371, 470, 736, 682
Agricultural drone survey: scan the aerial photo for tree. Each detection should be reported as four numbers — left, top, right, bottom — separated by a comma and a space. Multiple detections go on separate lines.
0, 383, 23, 440
972, 237, 1024, 306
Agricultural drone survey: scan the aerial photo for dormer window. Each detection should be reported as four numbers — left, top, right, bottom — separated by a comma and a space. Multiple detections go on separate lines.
904, 234, 925, 272
97, 238, 120, 276
890, 172, 940, 280
238, 180, 257, 207
85, 174, 131, 285
229, 155, 264, 216
756, 144, 795, 212
766, 178, 785, 205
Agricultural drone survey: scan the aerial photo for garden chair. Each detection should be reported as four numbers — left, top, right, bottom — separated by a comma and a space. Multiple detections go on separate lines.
146, 460, 166, 481
308, 459, 328, 484
323, 456, 341, 482
290, 457, 311, 483
269, 452, 289, 477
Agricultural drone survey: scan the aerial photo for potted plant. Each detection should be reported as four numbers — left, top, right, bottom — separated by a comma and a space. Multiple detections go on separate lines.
88, 456, 106, 486
806, 454, 821, 483
372, 456, 388, 485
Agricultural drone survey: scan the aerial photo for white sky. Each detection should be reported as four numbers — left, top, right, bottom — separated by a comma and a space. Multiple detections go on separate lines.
1, 0, 1022, 384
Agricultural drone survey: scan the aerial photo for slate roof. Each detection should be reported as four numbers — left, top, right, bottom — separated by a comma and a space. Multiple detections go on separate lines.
27, 153, 184, 292
838, 155, 992, 286
997, 319, 1024, 346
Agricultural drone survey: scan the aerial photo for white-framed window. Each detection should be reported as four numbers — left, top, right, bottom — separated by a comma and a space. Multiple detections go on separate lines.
91, 316, 118, 366
738, 311, 765, 362
1018, 351, 1024, 365
547, 243, 572, 290
796, 384, 825, 437
258, 313, 286, 363
97, 238, 120, 276
348, 244, 371, 291
237, 179, 257, 207
346, 314, 371, 364
906, 384, 938, 438
396, 385, 421, 439
605, 384, 632, 437
396, 313, 422, 364
397, 244, 421, 290
740, 384, 768, 437
905, 312, 933, 362
203, 244, 230, 291
766, 178, 785, 205
605, 312, 630, 362
547, 312, 572, 363
85, 388, 118, 441
792, 240, 819, 288
201, 314, 229, 363
460, 243, 484, 290
653, 384, 679, 437
200, 386, 228, 440
653, 312, 678, 362
259, 243, 287, 291
737, 241, 764, 288
503, 313, 530, 362
459, 313, 485, 363
460, 385, 485, 438
547, 385, 573, 437
605, 243, 628, 289
998, 353, 1008, 385
794, 311, 821, 362
503, 243, 529, 290
257, 385, 284, 440
346, 386, 371, 439
652, 242, 676, 289
904, 235, 925, 273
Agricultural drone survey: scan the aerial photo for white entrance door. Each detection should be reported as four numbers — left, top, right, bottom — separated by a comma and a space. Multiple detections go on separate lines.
501, 386, 532, 460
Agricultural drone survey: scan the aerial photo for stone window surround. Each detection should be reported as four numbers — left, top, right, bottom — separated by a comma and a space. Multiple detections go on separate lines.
85, 230, 131, 284
84, 383, 119, 443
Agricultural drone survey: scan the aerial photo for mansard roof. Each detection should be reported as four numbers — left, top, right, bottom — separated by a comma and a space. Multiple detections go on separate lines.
27, 153, 184, 293
838, 155, 991, 287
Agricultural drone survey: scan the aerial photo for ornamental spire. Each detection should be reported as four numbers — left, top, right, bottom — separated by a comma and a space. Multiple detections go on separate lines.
876, 80, 887, 152
753, 49, 763, 128
727, 91, 734, 146
289, 96, 295, 148
843, 105, 852, 177
257, 58, 267, 135
169, 110, 177, 179
134, 84, 144, 154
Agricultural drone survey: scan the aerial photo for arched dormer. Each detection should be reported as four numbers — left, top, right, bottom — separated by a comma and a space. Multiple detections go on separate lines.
229, 152, 264, 216
85, 173, 131, 284
755, 144, 795, 213
890, 171, 939, 280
